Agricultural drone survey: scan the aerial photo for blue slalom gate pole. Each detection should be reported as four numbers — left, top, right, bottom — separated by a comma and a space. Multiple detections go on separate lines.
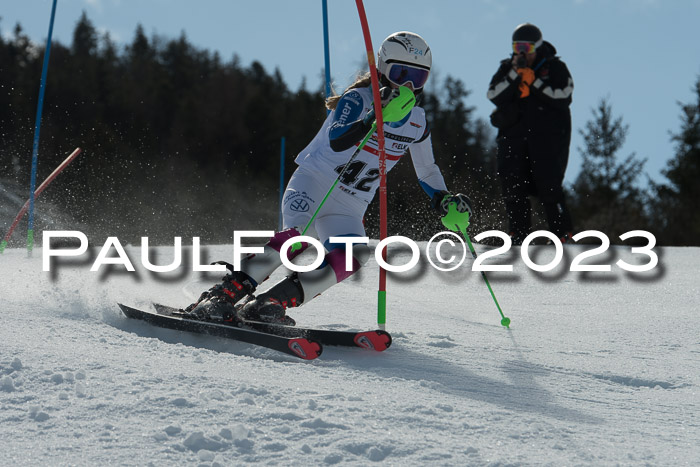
321, 0, 332, 114
279, 137, 286, 231
27, 0, 59, 254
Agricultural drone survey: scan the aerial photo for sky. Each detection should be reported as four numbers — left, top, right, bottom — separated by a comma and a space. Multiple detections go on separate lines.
3, 0, 700, 188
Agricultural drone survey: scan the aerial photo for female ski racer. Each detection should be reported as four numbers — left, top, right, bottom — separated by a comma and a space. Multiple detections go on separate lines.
186, 31, 473, 325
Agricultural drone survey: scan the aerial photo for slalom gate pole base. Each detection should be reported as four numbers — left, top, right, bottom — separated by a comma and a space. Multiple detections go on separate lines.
26, 229, 35, 255
377, 290, 387, 330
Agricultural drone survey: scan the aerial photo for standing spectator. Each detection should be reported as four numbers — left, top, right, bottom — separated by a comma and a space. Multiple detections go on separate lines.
487, 23, 574, 244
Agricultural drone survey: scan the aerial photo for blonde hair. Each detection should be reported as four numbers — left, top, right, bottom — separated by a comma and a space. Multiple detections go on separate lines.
325, 72, 373, 110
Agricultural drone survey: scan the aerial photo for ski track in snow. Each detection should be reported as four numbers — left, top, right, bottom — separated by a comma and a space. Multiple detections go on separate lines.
1, 243, 699, 466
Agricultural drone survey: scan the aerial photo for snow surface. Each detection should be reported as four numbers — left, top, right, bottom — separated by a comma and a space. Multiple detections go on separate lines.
1, 241, 699, 466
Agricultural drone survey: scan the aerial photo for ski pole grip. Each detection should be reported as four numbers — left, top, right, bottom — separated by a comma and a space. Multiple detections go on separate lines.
441, 202, 470, 232
382, 86, 416, 123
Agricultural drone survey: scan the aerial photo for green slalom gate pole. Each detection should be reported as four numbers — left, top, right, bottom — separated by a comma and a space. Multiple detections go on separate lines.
291, 86, 415, 252
441, 202, 511, 328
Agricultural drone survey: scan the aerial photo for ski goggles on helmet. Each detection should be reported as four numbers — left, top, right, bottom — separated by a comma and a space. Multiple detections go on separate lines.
512, 41, 536, 54
385, 62, 430, 89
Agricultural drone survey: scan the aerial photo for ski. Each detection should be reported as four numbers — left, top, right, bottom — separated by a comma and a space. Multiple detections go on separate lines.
153, 303, 392, 351
241, 320, 392, 351
118, 304, 322, 360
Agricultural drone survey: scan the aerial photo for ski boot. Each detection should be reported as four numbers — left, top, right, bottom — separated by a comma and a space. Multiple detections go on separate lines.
236, 274, 303, 326
184, 262, 256, 323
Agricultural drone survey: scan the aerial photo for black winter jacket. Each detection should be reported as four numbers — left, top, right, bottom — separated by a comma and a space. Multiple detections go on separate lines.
487, 41, 573, 137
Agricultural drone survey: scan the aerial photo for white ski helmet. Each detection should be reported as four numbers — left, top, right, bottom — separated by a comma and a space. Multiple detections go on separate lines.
377, 31, 432, 89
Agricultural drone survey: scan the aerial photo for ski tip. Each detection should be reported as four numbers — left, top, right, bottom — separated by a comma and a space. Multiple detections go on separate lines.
152, 303, 183, 316
117, 303, 142, 320
288, 338, 323, 360
354, 330, 392, 351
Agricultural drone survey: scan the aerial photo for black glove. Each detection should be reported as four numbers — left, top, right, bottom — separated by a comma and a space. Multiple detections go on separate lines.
362, 86, 401, 125
379, 86, 401, 106
431, 191, 474, 218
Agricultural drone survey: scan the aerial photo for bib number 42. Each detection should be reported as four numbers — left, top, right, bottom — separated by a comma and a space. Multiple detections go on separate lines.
335, 161, 379, 192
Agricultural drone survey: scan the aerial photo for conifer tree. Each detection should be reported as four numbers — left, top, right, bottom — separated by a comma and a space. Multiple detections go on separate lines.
654, 77, 700, 245
570, 98, 649, 240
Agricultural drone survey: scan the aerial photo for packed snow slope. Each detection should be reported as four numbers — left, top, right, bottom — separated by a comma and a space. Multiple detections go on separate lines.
1, 241, 698, 466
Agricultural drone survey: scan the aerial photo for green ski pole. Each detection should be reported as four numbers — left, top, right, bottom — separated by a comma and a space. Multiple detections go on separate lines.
441, 202, 511, 328
291, 86, 415, 252
290, 123, 376, 252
